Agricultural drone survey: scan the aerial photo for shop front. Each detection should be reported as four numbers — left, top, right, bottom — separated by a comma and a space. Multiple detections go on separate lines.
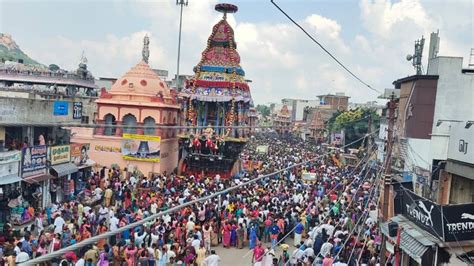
383, 186, 474, 265
19, 145, 51, 226
0, 150, 21, 227
48, 144, 78, 202
70, 143, 93, 195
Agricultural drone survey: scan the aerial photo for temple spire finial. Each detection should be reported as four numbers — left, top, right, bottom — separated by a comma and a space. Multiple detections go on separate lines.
215, 3, 238, 20
142, 34, 150, 64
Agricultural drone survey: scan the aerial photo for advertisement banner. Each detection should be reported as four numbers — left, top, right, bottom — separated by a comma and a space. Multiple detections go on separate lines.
121, 133, 161, 162
399, 189, 444, 240
0, 151, 21, 165
0, 151, 20, 178
70, 143, 90, 166
22, 145, 47, 175
53, 101, 69, 116
442, 203, 474, 242
73, 102, 83, 119
50, 145, 71, 165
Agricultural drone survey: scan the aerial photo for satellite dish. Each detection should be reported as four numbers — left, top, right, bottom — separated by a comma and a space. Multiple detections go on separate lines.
406, 54, 413, 61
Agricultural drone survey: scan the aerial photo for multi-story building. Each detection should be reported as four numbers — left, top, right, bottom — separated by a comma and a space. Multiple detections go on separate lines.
0, 34, 98, 226
380, 36, 474, 265
307, 93, 350, 140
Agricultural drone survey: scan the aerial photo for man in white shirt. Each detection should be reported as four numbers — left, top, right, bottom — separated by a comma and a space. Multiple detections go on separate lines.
109, 215, 119, 231
191, 235, 201, 251
53, 213, 66, 234
204, 250, 221, 266
15, 249, 30, 263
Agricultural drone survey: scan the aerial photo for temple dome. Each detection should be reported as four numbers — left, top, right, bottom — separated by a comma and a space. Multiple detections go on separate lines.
109, 60, 170, 97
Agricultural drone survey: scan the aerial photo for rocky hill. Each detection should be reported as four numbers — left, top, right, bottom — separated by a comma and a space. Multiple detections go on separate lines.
0, 33, 41, 65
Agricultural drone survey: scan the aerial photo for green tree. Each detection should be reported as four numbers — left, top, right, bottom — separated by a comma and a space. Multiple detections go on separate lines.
256, 104, 271, 117
327, 108, 380, 148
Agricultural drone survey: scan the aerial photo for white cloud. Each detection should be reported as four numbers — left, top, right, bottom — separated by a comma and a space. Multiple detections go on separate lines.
17, 0, 473, 104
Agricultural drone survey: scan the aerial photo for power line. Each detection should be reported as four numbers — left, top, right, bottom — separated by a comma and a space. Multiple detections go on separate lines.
270, 0, 381, 94
22, 130, 379, 265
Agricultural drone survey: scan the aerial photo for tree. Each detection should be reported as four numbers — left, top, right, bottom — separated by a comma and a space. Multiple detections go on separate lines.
256, 104, 271, 117
327, 108, 380, 148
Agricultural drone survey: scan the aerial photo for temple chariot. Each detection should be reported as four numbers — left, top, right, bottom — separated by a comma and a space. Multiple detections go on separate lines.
178, 3, 253, 178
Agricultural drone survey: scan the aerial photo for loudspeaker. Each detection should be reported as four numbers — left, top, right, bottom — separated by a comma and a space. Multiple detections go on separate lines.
388, 221, 398, 237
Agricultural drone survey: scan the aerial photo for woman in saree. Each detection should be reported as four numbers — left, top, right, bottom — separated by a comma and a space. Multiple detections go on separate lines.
237, 223, 245, 249
222, 221, 231, 248
249, 225, 258, 249
230, 222, 237, 247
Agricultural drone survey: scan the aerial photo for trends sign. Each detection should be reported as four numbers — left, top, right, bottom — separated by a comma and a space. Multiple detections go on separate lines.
443, 203, 474, 242
399, 189, 444, 239
395, 188, 474, 242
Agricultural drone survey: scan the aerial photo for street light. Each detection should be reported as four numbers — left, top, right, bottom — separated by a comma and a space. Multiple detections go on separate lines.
435, 119, 462, 127
176, 0, 189, 92
465, 121, 474, 129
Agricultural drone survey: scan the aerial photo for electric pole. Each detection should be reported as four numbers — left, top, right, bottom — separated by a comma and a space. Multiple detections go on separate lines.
380, 93, 397, 265
176, 0, 188, 92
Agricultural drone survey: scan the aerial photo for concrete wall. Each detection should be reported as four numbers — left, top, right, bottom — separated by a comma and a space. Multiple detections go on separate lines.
407, 138, 431, 170
428, 57, 474, 161
0, 96, 97, 124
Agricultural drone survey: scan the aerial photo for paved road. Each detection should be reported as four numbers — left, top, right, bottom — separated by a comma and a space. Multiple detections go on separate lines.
212, 238, 296, 266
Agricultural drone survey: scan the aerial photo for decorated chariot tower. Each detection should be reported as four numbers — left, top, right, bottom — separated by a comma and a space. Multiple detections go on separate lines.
179, 3, 253, 178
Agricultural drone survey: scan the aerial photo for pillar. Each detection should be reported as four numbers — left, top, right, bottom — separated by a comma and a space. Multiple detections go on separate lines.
95, 120, 104, 135
136, 122, 144, 135
115, 121, 123, 137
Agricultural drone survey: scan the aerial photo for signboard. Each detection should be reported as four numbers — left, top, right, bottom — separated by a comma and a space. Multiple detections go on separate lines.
448, 124, 474, 164
73, 102, 83, 119
0, 151, 20, 178
256, 145, 269, 154
443, 203, 474, 242
399, 188, 444, 239
121, 133, 160, 162
22, 145, 47, 175
50, 145, 71, 165
70, 143, 90, 166
95, 144, 121, 153
53, 101, 69, 116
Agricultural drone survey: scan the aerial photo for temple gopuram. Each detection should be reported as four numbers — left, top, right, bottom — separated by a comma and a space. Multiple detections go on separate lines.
178, 3, 253, 178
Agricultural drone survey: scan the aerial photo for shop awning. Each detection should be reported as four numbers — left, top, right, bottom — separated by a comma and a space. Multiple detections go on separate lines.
381, 215, 441, 264
77, 159, 96, 169
0, 174, 21, 185
22, 174, 55, 184
51, 162, 79, 177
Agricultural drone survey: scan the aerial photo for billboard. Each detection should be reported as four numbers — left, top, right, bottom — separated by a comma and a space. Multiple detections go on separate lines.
50, 145, 71, 165
21, 145, 47, 175
53, 101, 69, 116
70, 143, 90, 166
73, 102, 83, 119
0, 151, 20, 178
121, 133, 160, 162
443, 203, 474, 242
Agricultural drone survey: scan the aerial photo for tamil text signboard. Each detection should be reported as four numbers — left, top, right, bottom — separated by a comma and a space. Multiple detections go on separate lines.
50, 145, 71, 165
21, 145, 47, 176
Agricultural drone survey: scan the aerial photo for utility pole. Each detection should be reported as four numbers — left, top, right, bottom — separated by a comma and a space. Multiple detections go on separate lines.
176, 0, 188, 92
380, 93, 397, 265
367, 114, 372, 150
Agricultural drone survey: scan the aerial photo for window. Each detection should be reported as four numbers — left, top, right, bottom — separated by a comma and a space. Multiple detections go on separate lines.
123, 114, 137, 134
104, 114, 116, 136
143, 116, 156, 135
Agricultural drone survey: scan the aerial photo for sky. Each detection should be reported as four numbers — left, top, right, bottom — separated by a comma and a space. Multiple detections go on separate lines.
1, 0, 473, 104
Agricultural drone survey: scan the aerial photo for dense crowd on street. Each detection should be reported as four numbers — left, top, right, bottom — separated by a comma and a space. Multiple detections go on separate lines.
0, 132, 382, 266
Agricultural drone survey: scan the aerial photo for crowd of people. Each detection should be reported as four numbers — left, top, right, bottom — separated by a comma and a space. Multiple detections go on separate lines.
0, 133, 383, 266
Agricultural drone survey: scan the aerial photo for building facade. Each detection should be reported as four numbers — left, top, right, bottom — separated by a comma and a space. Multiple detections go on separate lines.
71, 44, 180, 176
